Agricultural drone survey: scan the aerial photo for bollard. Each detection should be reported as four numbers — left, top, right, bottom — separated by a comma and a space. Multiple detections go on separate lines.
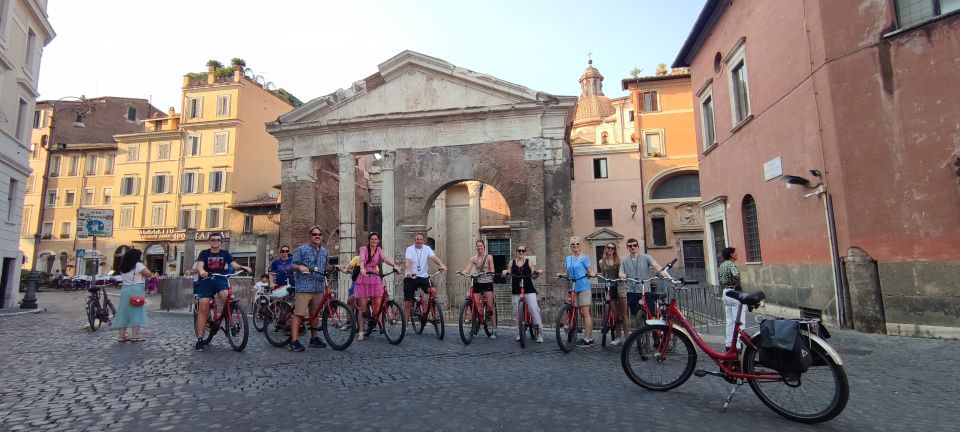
20, 271, 40, 309
844, 247, 887, 334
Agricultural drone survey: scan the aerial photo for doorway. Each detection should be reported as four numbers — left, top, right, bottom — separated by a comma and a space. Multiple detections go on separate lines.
709, 220, 726, 266
146, 255, 165, 274
0, 258, 13, 308
682, 240, 705, 282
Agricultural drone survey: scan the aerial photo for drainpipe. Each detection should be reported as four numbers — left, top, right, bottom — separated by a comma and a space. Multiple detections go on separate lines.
805, 184, 847, 328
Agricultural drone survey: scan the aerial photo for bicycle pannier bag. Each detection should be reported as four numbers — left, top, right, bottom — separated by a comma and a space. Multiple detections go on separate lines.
130, 295, 146, 307
758, 319, 814, 373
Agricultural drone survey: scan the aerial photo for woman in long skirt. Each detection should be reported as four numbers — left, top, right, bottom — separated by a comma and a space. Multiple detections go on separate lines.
113, 248, 154, 342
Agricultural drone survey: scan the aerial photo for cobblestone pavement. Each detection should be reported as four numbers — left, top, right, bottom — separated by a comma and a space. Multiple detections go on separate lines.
0, 291, 958, 431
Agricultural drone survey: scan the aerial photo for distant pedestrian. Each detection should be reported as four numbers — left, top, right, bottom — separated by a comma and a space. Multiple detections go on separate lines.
718, 247, 744, 349
113, 248, 154, 343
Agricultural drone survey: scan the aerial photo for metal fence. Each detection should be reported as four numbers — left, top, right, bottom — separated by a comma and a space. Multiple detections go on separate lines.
159, 276, 256, 312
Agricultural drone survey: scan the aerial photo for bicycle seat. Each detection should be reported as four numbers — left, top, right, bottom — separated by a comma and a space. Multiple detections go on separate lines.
724, 290, 765, 307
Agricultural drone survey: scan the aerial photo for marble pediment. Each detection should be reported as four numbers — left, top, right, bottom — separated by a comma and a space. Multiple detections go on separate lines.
278, 50, 560, 125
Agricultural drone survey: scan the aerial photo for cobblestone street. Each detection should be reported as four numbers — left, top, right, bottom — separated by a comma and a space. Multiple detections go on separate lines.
0, 291, 957, 431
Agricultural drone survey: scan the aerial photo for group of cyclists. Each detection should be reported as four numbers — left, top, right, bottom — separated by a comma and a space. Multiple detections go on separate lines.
191, 225, 671, 351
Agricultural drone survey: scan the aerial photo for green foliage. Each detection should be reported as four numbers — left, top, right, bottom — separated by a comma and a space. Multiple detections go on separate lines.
230, 58, 247, 68
630, 67, 642, 78
656, 63, 668, 76
273, 88, 303, 107
187, 72, 207, 80
206, 59, 224, 69
215, 67, 234, 79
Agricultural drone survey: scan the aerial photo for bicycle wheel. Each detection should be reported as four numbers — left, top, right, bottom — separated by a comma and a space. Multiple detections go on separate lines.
620, 324, 697, 391
321, 300, 356, 351
252, 302, 267, 332
86, 301, 101, 331
381, 300, 406, 345
103, 299, 117, 324
601, 304, 611, 348
263, 302, 293, 347
222, 302, 249, 352
459, 300, 475, 345
482, 307, 496, 337
555, 304, 577, 353
430, 300, 445, 340
411, 301, 425, 334
742, 335, 849, 423
363, 305, 375, 338
517, 298, 527, 348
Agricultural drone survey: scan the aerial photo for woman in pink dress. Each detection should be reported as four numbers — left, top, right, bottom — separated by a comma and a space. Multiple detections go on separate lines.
354, 232, 402, 340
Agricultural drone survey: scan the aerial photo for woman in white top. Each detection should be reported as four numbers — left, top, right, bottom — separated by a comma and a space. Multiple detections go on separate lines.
113, 248, 154, 342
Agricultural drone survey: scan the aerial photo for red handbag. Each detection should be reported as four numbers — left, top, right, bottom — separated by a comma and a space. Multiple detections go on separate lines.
130, 296, 146, 307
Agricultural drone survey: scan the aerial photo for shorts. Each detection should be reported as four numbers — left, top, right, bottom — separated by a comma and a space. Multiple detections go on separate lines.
608, 281, 626, 299
194, 278, 229, 299
627, 291, 659, 318
294, 292, 322, 317
574, 290, 592, 307
474, 282, 494, 294
403, 277, 431, 301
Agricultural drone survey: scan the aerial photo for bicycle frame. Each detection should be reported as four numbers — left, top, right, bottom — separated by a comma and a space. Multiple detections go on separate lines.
461, 273, 493, 322
360, 270, 400, 330
558, 275, 589, 329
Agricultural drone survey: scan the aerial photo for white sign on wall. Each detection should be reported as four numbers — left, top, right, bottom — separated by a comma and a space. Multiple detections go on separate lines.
78, 208, 114, 238
763, 156, 783, 181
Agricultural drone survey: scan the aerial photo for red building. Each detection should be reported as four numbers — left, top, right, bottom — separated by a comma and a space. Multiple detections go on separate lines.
674, 0, 960, 336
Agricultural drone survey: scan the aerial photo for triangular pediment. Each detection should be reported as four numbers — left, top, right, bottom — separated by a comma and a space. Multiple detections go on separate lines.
279, 51, 559, 124
585, 228, 624, 242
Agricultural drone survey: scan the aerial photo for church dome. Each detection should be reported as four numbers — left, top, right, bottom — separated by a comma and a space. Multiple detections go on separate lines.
573, 60, 615, 125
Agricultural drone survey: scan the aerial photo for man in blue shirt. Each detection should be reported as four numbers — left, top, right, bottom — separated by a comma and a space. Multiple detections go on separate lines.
192, 232, 251, 351
269, 245, 293, 289
288, 226, 341, 352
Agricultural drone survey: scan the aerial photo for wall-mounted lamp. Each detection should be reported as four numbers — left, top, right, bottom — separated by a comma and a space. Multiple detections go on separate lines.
630, 202, 638, 218
373, 152, 383, 161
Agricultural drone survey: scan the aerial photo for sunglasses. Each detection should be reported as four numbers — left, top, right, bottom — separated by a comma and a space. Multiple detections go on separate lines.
280, 249, 290, 253
310, 233, 323, 237
627, 244, 639, 248
517, 249, 526, 253
606, 246, 616, 250
209, 239, 222, 242
570, 243, 580, 246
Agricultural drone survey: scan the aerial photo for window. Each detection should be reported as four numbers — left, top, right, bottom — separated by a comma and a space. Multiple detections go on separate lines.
41, 222, 53, 239
594, 209, 613, 227
652, 217, 667, 247
15, 99, 28, 142
651, 173, 701, 199
214, 132, 228, 154
31, 141, 41, 159
126, 145, 139, 162
216, 95, 230, 116
25, 174, 33, 193
60, 222, 72, 239
206, 207, 222, 229
181, 172, 198, 194
179, 208, 197, 229
21, 206, 32, 235
243, 215, 254, 234
699, 85, 717, 147
49, 155, 61, 177
120, 206, 134, 228
82, 188, 94, 206
45, 190, 56, 207
63, 189, 76, 207
24, 28, 37, 72
593, 158, 608, 179
126, 107, 137, 121
187, 97, 203, 119
68, 156, 79, 176
641, 91, 659, 112
152, 174, 171, 194
896, 0, 960, 28
84, 154, 97, 175
120, 177, 139, 196
726, 41, 751, 126
187, 134, 200, 156
104, 154, 115, 174
600, 132, 609, 145
742, 195, 762, 262
33, 110, 43, 128
102, 188, 112, 205
157, 142, 171, 160
151, 205, 166, 226
644, 131, 665, 157
627, 110, 635, 122
6, 179, 16, 220
209, 171, 226, 193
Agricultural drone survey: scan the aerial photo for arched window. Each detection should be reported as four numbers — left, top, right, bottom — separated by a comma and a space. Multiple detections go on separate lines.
651, 173, 701, 199
742, 195, 762, 262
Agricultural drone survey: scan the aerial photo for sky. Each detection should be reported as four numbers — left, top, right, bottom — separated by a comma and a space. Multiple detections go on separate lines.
38, 0, 704, 111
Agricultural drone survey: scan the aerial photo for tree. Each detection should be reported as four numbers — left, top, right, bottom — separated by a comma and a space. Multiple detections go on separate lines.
630, 67, 642, 78
656, 63, 668, 76
230, 58, 247, 68
205, 59, 224, 70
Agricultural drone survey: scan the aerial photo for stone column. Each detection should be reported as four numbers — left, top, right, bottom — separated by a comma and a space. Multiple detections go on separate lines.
255, 234, 268, 277
845, 247, 887, 334
338, 153, 357, 299
466, 181, 481, 245
184, 228, 197, 274
434, 190, 447, 270
380, 151, 396, 291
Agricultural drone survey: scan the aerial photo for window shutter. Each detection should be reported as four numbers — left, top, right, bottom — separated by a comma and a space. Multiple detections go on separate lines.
208, 173, 215, 192
197, 173, 204, 194
224, 172, 230, 192
221, 208, 231, 229
167, 175, 174, 193
181, 174, 188, 193
135, 178, 141, 195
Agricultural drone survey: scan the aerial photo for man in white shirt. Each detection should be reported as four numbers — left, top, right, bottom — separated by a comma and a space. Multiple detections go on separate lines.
403, 233, 447, 322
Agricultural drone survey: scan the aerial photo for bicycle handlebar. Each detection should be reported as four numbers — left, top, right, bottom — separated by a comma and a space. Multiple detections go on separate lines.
200, 270, 248, 280
409, 269, 444, 278
456, 271, 495, 278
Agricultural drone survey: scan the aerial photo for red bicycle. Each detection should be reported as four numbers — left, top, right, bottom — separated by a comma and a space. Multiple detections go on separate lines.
554, 274, 591, 353
261, 270, 356, 351
620, 284, 849, 423
410, 269, 445, 340
357, 269, 406, 344
456, 271, 497, 345
504, 272, 541, 348
598, 275, 627, 348
193, 271, 249, 352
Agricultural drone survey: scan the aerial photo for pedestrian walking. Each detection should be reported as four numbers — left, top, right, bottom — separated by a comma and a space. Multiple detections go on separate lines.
718, 247, 745, 349
113, 248, 154, 343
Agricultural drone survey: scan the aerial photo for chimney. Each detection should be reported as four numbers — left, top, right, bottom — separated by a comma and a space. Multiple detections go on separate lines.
207, 66, 216, 85
233, 65, 243, 83
182, 74, 191, 88
167, 107, 176, 117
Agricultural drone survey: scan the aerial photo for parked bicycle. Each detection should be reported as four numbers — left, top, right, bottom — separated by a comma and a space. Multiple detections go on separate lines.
193, 271, 250, 352
357, 269, 406, 344
554, 274, 591, 352
85, 284, 116, 331
252, 284, 291, 332
456, 271, 498, 345
620, 282, 849, 423
410, 269, 445, 340
261, 269, 356, 351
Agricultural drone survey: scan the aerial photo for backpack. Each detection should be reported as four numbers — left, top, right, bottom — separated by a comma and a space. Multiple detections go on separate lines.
758, 319, 814, 373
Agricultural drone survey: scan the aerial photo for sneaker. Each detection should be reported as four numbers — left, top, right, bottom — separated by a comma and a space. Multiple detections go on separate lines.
194, 340, 205, 351
610, 338, 622, 346
576, 338, 594, 347
536, 334, 544, 343
289, 341, 305, 352
489, 332, 497, 340
515, 334, 521, 342
309, 337, 326, 348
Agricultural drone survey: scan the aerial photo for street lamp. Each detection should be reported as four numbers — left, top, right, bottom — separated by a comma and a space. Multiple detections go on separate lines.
22, 97, 92, 309
782, 170, 847, 328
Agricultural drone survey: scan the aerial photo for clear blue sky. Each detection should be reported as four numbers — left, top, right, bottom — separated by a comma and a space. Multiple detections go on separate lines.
39, 0, 704, 110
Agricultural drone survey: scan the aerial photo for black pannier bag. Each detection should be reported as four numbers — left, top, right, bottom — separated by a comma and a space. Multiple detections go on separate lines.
758, 319, 815, 373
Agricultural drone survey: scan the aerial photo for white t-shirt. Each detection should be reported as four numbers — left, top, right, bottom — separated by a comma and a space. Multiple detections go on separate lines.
122, 262, 147, 285
254, 281, 269, 294
405, 245, 435, 277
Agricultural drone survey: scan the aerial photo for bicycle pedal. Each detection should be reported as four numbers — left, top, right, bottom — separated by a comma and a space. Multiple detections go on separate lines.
694, 369, 727, 379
